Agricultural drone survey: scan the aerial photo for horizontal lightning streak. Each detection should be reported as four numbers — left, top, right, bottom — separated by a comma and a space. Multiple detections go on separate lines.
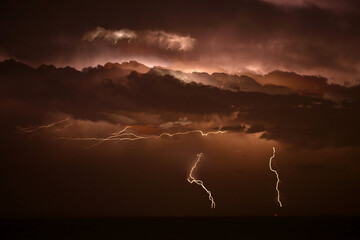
187, 153, 216, 209
57, 127, 226, 148
18, 116, 71, 133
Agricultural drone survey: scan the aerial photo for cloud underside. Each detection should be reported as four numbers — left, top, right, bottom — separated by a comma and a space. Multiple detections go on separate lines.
1, 59, 360, 149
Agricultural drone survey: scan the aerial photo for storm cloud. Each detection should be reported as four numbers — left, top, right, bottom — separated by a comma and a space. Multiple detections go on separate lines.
1, 0, 360, 84
83, 27, 196, 51
1, 0, 360, 218
1, 59, 360, 149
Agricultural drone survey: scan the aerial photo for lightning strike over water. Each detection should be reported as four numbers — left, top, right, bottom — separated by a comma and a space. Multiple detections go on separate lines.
18, 116, 71, 133
269, 146, 282, 208
187, 153, 216, 209
58, 127, 227, 148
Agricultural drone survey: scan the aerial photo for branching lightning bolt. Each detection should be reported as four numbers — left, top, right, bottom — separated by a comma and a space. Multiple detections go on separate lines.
18, 116, 71, 133
187, 153, 216, 209
57, 127, 226, 148
269, 146, 282, 208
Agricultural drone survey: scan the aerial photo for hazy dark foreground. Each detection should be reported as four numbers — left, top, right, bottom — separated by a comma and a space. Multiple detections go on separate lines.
0, 217, 359, 240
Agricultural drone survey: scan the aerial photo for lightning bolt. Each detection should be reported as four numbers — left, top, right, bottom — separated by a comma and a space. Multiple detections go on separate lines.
18, 116, 71, 133
187, 153, 216, 209
58, 127, 226, 148
269, 146, 282, 208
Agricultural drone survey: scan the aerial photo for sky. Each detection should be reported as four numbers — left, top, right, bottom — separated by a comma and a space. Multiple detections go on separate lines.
2, 0, 360, 84
0, 0, 360, 217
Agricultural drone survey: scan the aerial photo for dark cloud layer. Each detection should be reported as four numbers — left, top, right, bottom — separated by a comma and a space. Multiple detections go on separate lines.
1, 0, 360, 83
1, 60, 360, 217
1, 0, 360, 217
1, 59, 360, 149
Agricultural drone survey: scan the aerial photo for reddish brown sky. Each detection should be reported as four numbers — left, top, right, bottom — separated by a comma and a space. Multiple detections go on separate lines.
1, 59, 360, 217
1, 0, 360, 217
1, 0, 360, 84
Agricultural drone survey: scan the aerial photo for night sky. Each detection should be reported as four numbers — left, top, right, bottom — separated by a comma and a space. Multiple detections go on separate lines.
1, 0, 360, 218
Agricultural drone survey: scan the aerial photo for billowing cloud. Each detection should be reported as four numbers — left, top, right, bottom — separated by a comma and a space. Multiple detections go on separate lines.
82, 27, 196, 52
143, 30, 196, 51
2, 0, 360, 220
1, 59, 360, 217
82, 26, 137, 44
2, 1, 360, 85
2, 59, 360, 149
158, 117, 193, 129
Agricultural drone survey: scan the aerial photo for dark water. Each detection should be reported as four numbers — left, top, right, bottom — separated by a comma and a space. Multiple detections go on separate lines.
0, 217, 359, 239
